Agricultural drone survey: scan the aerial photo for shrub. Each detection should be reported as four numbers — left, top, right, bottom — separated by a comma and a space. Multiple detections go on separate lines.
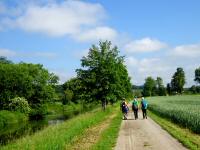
8, 97, 31, 114
29, 105, 47, 120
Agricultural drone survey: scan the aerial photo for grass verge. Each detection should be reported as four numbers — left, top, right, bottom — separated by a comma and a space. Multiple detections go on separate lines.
1, 106, 114, 150
90, 110, 122, 150
149, 111, 200, 150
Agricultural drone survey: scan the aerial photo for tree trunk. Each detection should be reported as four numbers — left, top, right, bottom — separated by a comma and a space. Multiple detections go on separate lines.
102, 99, 106, 111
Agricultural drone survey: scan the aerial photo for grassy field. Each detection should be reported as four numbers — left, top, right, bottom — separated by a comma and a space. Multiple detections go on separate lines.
149, 111, 200, 150
148, 95, 200, 134
1, 104, 121, 150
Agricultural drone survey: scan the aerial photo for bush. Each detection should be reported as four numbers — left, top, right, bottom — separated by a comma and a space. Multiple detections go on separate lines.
8, 97, 31, 114
0, 110, 27, 128
29, 105, 47, 120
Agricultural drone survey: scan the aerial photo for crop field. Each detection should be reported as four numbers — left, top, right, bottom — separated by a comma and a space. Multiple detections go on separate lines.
148, 95, 200, 134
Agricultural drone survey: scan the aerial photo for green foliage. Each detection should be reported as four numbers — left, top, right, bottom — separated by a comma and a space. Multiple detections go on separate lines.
0, 110, 27, 128
148, 95, 200, 134
63, 90, 73, 105
156, 77, 166, 96
194, 67, 200, 84
143, 76, 157, 96
29, 105, 47, 120
0, 62, 58, 109
171, 67, 186, 94
74, 41, 132, 107
189, 85, 200, 94
143, 76, 166, 97
8, 97, 31, 114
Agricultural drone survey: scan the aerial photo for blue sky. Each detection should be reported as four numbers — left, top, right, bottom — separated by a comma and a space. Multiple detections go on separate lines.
0, 0, 200, 87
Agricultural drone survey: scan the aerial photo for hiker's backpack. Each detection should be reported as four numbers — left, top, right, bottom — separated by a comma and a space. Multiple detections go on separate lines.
132, 100, 138, 110
141, 100, 148, 109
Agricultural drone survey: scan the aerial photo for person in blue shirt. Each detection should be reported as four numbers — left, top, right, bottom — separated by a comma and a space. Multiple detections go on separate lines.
141, 97, 148, 119
120, 98, 129, 120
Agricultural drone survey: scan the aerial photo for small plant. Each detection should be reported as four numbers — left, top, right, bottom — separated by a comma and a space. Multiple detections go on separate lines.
9, 97, 31, 114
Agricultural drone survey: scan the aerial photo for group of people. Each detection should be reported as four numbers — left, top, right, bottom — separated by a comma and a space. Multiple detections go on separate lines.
121, 97, 148, 120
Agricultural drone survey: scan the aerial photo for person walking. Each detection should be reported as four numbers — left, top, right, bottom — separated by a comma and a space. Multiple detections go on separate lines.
141, 97, 148, 119
121, 98, 128, 120
132, 96, 139, 120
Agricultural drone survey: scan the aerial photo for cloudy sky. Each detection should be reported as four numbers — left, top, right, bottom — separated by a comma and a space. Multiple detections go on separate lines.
0, 0, 199, 87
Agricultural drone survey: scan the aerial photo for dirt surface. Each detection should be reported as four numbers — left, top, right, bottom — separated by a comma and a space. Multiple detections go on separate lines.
68, 113, 116, 150
115, 110, 188, 150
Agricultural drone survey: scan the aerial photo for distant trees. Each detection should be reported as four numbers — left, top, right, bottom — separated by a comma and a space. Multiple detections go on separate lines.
156, 77, 166, 96
142, 76, 166, 96
194, 67, 200, 84
63, 41, 132, 110
171, 67, 185, 94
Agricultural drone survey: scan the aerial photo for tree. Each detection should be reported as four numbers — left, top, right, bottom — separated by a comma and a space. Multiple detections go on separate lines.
156, 77, 166, 96
76, 41, 132, 110
0, 62, 59, 109
171, 67, 185, 94
194, 67, 200, 84
143, 77, 156, 96
0, 56, 13, 64
166, 83, 172, 95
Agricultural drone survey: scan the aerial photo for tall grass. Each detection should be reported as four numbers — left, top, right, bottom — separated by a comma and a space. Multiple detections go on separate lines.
148, 95, 200, 133
0, 110, 27, 128
1, 107, 113, 150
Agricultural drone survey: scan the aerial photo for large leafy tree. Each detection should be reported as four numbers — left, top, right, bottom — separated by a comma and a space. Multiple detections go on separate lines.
0, 62, 58, 109
194, 67, 200, 84
76, 41, 132, 109
142, 76, 156, 96
171, 67, 185, 94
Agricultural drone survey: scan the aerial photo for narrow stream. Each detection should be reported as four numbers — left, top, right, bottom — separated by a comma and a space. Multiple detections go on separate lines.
0, 116, 66, 145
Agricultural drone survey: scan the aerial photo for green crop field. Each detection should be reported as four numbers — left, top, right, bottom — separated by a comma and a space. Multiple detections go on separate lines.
148, 95, 200, 134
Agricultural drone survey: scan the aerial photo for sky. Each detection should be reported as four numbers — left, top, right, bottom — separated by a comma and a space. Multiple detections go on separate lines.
0, 0, 200, 87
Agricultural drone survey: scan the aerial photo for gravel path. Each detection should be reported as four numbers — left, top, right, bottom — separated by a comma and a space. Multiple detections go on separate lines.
114, 110, 188, 150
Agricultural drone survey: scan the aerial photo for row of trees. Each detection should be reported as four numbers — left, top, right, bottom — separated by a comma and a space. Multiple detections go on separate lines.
63, 41, 132, 109
142, 67, 200, 96
0, 41, 132, 114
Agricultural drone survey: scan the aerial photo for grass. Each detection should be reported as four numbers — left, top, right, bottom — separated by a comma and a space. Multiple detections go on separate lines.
148, 95, 200, 133
0, 106, 116, 150
149, 110, 200, 150
0, 110, 28, 128
90, 110, 122, 150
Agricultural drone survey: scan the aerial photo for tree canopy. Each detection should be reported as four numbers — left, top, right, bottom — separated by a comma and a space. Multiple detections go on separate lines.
0, 61, 58, 109
171, 67, 185, 94
64, 41, 132, 109
194, 67, 200, 84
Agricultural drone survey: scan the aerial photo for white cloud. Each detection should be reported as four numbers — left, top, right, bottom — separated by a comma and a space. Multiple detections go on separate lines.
125, 55, 197, 87
0, 48, 16, 57
171, 44, 200, 58
124, 37, 167, 53
0, 48, 57, 59
74, 26, 118, 42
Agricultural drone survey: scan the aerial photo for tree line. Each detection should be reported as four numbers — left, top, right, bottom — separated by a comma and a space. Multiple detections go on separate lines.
0, 41, 132, 118
140, 67, 200, 97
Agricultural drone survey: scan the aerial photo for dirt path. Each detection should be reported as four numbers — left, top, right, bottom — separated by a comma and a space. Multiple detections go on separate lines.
115, 110, 188, 150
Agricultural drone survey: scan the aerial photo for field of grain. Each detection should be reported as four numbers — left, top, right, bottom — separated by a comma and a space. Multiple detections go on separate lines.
148, 95, 200, 133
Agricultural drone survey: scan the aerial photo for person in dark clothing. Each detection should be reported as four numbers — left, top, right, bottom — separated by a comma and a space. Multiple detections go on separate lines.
121, 99, 128, 120
141, 97, 148, 119
132, 97, 139, 120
